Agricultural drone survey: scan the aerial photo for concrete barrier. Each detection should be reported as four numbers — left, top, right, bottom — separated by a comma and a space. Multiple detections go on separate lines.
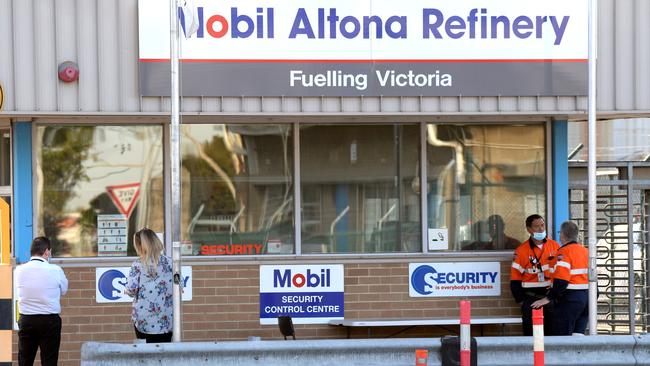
81, 338, 443, 366
81, 335, 650, 366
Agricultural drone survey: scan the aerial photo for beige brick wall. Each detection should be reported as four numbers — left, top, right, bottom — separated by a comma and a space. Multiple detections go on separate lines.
12, 260, 519, 365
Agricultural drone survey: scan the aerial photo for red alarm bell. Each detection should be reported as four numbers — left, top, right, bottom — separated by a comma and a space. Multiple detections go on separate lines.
58, 61, 79, 82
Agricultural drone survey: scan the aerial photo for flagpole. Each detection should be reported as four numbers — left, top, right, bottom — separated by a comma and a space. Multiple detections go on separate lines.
170, 0, 183, 342
587, 0, 598, 336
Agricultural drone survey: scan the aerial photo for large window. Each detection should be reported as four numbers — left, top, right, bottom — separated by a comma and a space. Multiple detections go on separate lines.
300, 124, 421, 253
426, 124, 546, 251
181, 124, 294, 256
35, 125, 164, 257
33, 122, 547, 257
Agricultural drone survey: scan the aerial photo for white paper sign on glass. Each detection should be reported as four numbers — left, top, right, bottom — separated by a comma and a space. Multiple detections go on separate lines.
428, 228, 449, 250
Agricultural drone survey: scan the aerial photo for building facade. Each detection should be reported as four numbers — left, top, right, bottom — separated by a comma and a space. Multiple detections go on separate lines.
1, 0, 650, 364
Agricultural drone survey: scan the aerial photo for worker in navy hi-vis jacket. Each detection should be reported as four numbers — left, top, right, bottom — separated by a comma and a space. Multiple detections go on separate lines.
532, 220, 589, 335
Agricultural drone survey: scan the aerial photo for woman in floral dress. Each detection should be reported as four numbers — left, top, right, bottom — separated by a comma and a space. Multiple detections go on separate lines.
125, 228, 173, 343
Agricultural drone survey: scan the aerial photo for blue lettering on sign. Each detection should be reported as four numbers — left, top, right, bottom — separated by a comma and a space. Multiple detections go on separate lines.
410, 265, 498, 295
178, 6, 571, 45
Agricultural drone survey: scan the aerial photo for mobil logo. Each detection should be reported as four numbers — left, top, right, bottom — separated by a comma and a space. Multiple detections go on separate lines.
273, 268, 331, 288
97, 268, 128, 301
178, 6, 275, 39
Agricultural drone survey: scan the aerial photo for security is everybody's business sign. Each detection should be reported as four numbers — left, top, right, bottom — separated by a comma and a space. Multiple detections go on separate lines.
96, 267, 193, 303
259, 264, 344, 325
409, 262, 501, 297
138, 0, 588, 97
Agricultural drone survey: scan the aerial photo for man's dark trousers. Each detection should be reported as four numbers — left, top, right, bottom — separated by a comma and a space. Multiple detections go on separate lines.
553, 290, 589, 335
18, 314, 62, 366
521, 290, 554, 336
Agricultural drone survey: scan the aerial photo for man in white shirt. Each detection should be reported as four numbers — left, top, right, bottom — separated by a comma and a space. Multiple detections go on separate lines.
15, 237, 68, 366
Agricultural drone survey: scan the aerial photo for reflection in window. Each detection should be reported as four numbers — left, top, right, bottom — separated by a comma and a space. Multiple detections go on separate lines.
300, 124, 421, 253
569, 118, 650, 161
427, 124, 546, 251
181, 124, 294, 256
35, 125, 164, 257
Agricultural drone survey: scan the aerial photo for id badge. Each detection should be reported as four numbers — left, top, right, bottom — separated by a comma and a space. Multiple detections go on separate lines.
538, 272, 545, 282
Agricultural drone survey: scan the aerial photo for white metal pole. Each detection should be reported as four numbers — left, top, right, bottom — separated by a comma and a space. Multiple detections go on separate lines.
170, 0, 183, 342
587, 0, 598, 336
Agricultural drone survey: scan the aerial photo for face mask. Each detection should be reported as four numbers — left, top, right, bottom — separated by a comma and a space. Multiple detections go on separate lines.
532, 231, 546, 241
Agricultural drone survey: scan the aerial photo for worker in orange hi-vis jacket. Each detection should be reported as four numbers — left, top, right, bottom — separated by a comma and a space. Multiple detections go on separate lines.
532, 220, 589, 336
510, 214, 560, 336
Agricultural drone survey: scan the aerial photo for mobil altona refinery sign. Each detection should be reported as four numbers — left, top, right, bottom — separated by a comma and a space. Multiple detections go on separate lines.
138, 0, 588, 97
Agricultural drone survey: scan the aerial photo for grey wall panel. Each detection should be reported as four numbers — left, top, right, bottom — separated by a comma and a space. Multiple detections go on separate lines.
201, 97, 222, 113
55, 0, 79, 111
479, 98, 499, 113
141, 96, 161, 112
598, 0, 615, 110
118, 0, 140, 111
341, 98, 362, 113
180, 97, 201, 112
12, 0, 35, 111
77, 0, 98, 111
1, 0, 648, 115
222, 97, 242, 113
615, 0, 634, 110
97, 0, 119, 111
34, 0, 57, 110
635, 0, 650, 109
0, 0, 14, 111
460, 97, 479, 113
241, 98, 262, 113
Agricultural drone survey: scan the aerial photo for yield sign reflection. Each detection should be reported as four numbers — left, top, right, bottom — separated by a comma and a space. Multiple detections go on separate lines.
106, 183, 141, 218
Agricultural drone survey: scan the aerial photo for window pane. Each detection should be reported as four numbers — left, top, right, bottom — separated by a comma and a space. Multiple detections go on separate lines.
426, 124, 546, 251
569, 118, 650, 161
182, 124, 294, 256
0, 130, 9, 186
35, 125, 164, 257
301, 124, 421, 254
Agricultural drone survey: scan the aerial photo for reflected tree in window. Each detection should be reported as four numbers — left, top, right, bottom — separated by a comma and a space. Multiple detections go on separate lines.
38, 126, 94, 255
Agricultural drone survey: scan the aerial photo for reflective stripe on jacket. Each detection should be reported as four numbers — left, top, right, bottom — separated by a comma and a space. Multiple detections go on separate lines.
553, 241, 589, 289
511, 238, 560, 287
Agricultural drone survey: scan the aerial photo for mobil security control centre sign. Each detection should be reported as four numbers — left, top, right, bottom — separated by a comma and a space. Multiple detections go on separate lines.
139, 0, 588, 97
409, 262, 500, 297
260, 264, 344, 324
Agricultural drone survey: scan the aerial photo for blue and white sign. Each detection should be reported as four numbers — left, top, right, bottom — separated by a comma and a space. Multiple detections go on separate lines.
96, 266, 193, 303
409, 262, 500, 297
259, 264, 344, 325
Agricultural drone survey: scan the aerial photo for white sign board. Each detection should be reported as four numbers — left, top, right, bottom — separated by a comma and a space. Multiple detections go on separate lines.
139, 0, 588, 61
409, 262, 500, 297
428, 228, 449, 250
97, 214, 128, 256
96, 266, 193, 303
259, 264, 344, 325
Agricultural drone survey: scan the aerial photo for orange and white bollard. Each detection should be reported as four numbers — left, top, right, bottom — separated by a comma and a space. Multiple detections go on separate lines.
532, 308, 544, 366
415, 349, 428, 366
460, 300, 471, 366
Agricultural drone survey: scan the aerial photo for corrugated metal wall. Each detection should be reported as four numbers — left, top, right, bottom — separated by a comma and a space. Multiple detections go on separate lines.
0, 0, 648, 115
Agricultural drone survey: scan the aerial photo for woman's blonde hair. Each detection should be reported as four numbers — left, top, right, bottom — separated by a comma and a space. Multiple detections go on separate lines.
133, 228, 164, 276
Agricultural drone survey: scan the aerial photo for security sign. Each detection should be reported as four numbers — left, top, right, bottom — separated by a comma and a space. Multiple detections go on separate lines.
409, 262, 500, 297
96, 266, 193, 303
259, 264, 344, 325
